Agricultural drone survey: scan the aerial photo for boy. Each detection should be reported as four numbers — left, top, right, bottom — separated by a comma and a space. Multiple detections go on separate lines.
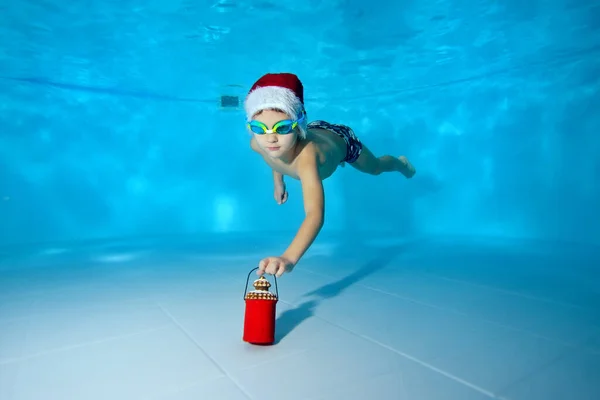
245, 73, 415, 278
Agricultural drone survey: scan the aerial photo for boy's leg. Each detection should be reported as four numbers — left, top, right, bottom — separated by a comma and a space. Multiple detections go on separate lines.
350, 145, 416, 178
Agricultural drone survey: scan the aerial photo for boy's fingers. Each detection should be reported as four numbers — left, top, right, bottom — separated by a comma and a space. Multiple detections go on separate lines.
258, 259, 289, 277
267, 262, 278, 275
258, 259, 267, 275
275, 264, 285, 277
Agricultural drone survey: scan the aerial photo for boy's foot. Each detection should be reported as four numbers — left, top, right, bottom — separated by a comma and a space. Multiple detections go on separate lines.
398, 156, 416, 178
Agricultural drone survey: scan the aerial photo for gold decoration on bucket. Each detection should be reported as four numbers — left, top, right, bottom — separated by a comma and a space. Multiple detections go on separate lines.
244, 276, 278, 300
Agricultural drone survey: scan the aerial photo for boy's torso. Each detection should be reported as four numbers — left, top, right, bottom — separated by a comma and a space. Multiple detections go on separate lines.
257, 127, 347, 181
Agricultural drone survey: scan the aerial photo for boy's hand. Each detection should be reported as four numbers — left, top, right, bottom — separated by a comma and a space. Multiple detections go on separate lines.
258, 256, 295, 277
274, 182, 288, 205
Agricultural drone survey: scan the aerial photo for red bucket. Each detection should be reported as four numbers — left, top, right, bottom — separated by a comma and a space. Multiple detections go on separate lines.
242, 267, 279, 345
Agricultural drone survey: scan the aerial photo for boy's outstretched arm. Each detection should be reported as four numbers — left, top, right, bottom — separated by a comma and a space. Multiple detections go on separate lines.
258, 148, 324, 277
282, 153, 325, 264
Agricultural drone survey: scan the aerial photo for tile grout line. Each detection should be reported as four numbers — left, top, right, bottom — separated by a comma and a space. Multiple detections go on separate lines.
493, 345, 575, 399
155, 302, 254, 400
144, 373, 233, 400
497, 327, 600, 397
0, 325, 171, 365
423, 272, 594, 311
238, 348, 310, 372
361, 284, 592, 350
301, 265, 592, 311
299, 268, 599, 351
0, 296, 154, 324
279, 299, 505, 400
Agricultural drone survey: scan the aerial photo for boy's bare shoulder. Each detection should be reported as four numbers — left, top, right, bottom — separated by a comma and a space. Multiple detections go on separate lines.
296, 140, 319, 164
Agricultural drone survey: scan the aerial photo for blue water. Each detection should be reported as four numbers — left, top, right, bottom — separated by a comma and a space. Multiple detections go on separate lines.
1, 0, 599, 245
0, 1, 599, 400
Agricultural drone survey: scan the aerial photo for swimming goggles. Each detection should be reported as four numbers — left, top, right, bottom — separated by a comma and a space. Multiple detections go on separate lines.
247, 112, 305, 135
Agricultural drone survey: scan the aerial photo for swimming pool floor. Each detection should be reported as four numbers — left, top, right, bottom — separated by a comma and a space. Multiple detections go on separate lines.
0, 235, 598, 400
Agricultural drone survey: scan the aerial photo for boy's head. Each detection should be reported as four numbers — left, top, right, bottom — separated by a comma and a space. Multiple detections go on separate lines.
249, 108, 303, 158
244, 73, 308, 140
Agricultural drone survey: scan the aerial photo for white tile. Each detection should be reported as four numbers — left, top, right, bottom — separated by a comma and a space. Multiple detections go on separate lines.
301, 265, 600, 346
278, 273, 574, 394
111, 265, 244, 301
0, 361, 19, 400
0, 299, 170, 362
157, 295, 313, 375
149, 376, 249, 400
430, 328, 569, 394
422, 276, 599, 345
26, 284, 152, 314
499, 350, 600, 400
0, 280, 145, 319
231, 321, 408, 400
285, 274, 509, 363
0, 264, 119, 298
1, 237, 594, 400
310, 368, 491, 400
0, 324, 224, 400
273, 265, 378, 305
0, 263, 235, 323
583, 331, 600, 354
0, 297, 37, 322
410, 244, 600, 312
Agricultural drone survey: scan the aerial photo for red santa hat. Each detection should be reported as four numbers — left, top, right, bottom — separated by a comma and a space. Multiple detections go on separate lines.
244, 72, 308, 138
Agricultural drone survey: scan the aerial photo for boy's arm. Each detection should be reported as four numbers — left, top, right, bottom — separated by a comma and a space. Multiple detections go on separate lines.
281, 147, 325, 264
273, 170, 284, 186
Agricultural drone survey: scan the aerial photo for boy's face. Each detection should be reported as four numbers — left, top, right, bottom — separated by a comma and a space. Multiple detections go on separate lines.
250, 109, 298, 159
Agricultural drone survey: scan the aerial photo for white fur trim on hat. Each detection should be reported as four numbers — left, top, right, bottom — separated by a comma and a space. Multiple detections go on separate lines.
245, 86, 307, 138
245, 86, 303, 119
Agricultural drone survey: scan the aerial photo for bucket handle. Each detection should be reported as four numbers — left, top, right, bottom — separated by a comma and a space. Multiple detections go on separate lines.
244, 267, 278, 299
